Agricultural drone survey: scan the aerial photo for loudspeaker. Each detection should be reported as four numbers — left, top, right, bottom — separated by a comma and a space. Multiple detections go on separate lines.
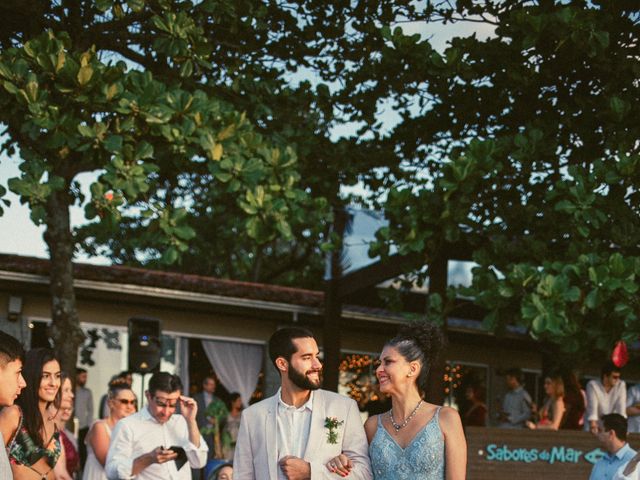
128, 317, 161, 374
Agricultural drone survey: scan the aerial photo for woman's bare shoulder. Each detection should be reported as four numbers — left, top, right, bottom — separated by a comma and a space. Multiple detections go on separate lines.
0, 404, 21, 423
437, 405, 463, 425
364, 414, 379, 441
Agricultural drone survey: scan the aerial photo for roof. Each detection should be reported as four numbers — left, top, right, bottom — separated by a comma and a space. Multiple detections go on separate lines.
0, 253, 324, 308
0, 253, 526, 337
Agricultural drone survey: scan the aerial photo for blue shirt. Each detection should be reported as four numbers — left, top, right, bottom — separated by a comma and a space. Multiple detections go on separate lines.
590, 443, 637, 480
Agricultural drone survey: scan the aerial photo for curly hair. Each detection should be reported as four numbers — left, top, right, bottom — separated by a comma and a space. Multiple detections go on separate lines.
385, 321, 446, 397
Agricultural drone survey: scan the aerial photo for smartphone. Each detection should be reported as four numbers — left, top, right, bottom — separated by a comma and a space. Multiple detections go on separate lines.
167, 445, 188, 470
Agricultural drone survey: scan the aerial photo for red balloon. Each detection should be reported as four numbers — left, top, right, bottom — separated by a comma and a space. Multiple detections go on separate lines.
612, 340, 629, 368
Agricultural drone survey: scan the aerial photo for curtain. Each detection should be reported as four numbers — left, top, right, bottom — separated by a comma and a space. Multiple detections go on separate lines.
177, 337, 190, 394
201, 339, 263, 406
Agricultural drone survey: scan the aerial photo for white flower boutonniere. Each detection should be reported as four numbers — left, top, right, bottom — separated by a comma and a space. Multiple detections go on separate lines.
324, 416, 344, 444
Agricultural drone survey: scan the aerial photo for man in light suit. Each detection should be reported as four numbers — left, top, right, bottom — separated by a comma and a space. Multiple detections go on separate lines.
234, 327, 372, 480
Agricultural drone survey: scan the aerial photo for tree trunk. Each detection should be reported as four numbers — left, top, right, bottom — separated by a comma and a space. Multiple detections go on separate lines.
426, 255, 448, 405
323, 208, 347, 392
44, 187, 85, 377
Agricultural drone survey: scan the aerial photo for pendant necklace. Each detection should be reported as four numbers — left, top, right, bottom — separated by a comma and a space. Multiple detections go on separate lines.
389, 399, 423, 433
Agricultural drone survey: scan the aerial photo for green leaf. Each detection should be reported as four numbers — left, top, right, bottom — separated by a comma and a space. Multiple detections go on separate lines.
95, 0, 113, 12
161, 246, 179, 264
104, 135, 123, 153
77, 65, 93, 86
173, 225, 196, 240
127, 0, 145, 12
585, 289, 600, 309
179, 59, 193, 78
135, 141, 154, 160
78, 124, 94, 138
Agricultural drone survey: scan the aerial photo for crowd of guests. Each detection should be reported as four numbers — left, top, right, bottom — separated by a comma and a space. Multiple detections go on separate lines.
457, 360, 640, 479
457, 360, 640, 434
0, 330, 236, 480
5, 319, 640, 479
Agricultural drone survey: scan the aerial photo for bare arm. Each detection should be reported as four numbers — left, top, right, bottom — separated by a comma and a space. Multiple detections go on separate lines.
536, 398, 565, 431
441, 407, 467, 480
0, 405, 20, 446
88, 421, 111, 466
53, 444, 73, 480
364, 415, 377, 444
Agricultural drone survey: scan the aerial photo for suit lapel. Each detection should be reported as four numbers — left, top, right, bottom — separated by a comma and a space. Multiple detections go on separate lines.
303, 390, 326, 461
266, 395, 278, 478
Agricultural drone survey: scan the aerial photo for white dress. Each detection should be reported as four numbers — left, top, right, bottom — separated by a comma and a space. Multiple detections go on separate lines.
82, 420, 111, 480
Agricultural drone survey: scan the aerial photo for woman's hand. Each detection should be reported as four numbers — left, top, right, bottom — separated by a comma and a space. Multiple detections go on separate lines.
525, 420, 536, 430
325, 454, 352, 477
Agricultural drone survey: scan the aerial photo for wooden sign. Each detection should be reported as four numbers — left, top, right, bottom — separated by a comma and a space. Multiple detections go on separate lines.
466, 427, 640, 479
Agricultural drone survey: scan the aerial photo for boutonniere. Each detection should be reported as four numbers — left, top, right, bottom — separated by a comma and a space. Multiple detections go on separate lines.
324, 416, 344, 444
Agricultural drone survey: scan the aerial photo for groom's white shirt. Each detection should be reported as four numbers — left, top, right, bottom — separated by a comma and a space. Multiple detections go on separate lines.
234, 388, 373, 480
277, 389, 313, 479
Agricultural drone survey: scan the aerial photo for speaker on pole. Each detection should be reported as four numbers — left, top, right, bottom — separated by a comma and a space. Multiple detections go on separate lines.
128, 317, 161, 374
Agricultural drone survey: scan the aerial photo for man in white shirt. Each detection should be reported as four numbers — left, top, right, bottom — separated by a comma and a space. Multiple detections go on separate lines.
586, 361, 627, 434
0, 330, 27, 479
106, 371, 208, 479
234, 327, 372, 480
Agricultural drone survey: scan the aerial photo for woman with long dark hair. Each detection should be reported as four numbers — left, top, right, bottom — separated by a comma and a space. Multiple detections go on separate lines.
326, 322, 467, 479
0, 348, 70, 479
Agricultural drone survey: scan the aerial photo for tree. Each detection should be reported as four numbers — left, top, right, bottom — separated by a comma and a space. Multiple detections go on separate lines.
70, 1, 423, 288
0, 1, 317, 374
360, 0, 640, 359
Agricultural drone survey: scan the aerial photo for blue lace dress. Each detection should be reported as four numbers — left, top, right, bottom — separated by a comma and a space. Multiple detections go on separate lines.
369, 406, 445, 480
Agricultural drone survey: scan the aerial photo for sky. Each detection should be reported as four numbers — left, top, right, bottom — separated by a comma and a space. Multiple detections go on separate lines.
0, 16, 494, 273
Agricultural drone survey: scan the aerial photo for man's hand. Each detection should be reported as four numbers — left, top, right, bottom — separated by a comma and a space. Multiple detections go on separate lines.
279, 455, 311, 480
590, 420, 599, 435
151, 447, 178, 465
179, 395, 198, 422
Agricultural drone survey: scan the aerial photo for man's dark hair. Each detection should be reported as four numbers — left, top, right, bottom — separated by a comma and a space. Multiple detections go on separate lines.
202, 375, 215, 385
0, 330, 25, 367
505, 368, 524, 384
603, 413, 628, 441
148, 371, 183, 395
76, 367, 87, 374
268, 327, 315, 368
601, 360, 622, 378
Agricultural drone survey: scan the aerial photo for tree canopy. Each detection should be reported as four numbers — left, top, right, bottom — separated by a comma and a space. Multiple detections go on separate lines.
1, 0, 638, 370
362, 0, 640, 359
0, 0, 336, 372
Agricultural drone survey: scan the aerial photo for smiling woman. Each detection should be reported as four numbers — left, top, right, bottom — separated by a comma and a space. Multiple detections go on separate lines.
0, 348, 69, 480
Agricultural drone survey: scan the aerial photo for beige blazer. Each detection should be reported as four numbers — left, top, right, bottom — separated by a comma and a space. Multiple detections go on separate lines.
234, 389, 372, 479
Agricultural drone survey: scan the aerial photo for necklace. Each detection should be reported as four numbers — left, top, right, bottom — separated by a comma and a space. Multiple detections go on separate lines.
389, 399, 423, 432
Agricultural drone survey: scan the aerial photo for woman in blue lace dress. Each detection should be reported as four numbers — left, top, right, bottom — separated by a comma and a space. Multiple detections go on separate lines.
326, 322, 466, 479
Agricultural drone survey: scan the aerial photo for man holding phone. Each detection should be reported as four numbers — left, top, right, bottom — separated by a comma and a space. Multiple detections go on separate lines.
106, 372, 208, 479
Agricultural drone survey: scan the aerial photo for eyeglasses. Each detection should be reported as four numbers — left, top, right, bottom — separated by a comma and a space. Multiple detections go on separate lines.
153, 397, 178, 409
116, 398, 137, 406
